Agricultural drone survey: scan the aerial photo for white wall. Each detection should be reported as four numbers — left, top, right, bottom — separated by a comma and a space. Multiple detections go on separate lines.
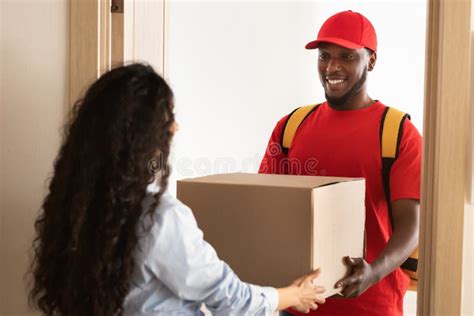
166, 0, 322, 190
165, 1, 426, 314
463, 205, 473, 316
0, 0, 68, 314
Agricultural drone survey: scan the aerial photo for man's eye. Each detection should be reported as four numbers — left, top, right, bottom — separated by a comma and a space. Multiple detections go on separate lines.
343, 54, 354, 59
319, 54, 328, 60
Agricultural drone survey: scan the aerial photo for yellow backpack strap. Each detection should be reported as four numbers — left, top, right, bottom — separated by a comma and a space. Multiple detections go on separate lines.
380, 106, 410, 227
281, 104, 320, 154
381, 107, 410, 159
380, 107, 418, 284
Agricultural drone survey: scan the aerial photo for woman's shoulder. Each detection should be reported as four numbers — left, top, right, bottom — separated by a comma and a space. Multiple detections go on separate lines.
156, 192, 192, 216
142, 192, 196, 232
137, 192, 197, 256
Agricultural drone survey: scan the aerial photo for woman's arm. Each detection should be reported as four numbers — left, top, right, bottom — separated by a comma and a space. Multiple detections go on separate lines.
146, 200, 325, 315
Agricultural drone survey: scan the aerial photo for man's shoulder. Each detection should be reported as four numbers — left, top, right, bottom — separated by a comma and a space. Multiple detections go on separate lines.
377, 102, 409, 115
277, 101, 326, 121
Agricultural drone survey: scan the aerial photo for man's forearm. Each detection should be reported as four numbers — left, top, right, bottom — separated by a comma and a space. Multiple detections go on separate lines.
370, 199, 420, 282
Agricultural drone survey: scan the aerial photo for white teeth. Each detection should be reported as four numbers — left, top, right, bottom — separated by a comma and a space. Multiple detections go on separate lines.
327, 79, 344, 85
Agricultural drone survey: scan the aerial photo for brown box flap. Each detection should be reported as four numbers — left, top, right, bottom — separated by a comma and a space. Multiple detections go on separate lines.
179, 172, 363, 189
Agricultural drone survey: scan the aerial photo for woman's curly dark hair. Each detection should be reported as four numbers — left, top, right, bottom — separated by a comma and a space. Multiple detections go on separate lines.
29, 63, 175, 315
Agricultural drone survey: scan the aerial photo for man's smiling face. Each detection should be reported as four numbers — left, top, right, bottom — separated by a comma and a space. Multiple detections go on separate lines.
317, 42, 375, 107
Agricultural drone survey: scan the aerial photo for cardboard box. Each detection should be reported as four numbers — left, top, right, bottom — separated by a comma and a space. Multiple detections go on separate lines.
177, 173, 365, 297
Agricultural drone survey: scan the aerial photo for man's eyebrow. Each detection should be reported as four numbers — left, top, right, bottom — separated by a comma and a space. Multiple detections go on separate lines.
318, 47, 357, 54
340, 49, 356, 54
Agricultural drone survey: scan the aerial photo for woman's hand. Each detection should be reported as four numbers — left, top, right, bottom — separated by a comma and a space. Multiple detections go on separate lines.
277, 268, 325, 313
292, 269, 326, 313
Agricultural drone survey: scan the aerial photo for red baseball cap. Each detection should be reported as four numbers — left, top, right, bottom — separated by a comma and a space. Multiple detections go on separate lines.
305, 10, 377, 52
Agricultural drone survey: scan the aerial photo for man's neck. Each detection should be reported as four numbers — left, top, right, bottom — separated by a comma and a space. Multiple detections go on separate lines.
327, 93, 374, 111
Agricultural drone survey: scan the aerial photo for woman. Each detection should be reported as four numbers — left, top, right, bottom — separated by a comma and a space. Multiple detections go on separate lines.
29, 64, 325, 315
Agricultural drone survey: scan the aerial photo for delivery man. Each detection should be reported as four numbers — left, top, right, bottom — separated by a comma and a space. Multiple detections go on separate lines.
259, 10, 422, 316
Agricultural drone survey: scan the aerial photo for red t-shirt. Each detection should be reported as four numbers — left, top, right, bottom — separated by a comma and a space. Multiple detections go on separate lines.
259, 101, 422, 316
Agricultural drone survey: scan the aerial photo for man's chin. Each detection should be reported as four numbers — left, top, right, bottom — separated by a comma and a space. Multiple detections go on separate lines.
326, 93, 344, 100
325, 93, 347, 107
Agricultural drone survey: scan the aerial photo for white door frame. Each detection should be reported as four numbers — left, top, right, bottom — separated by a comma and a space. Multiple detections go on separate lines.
69, 0, 165, 107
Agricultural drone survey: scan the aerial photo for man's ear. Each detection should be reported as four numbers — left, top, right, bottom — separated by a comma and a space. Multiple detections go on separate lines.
368, 52, 377, 71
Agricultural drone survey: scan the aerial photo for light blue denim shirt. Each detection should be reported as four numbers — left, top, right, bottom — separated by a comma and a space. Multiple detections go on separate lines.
123, 184, 278, 315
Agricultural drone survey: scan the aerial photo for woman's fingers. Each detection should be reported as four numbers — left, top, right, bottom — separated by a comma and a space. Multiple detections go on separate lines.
315, 296, 326, 305
314, 285, 325, 294
293, 268, 320, 286
305, 268, 321, 282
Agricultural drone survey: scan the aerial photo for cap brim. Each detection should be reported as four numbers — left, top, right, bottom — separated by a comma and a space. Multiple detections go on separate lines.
305, 37, 364, 50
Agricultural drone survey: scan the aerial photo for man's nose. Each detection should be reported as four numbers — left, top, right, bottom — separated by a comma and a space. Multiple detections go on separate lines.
326, 58, 341, 73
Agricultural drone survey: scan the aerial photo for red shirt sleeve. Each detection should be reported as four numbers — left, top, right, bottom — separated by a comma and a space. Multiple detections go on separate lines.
389, 119, 422, 202
258, 115, 289, 174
